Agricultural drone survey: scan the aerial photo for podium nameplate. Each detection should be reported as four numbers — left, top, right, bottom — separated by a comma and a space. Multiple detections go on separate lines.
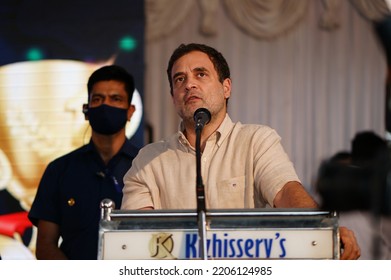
98, 204, 339, 260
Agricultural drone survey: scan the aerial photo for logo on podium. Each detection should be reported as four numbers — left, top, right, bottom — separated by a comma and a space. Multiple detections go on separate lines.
149, 233, 176, 259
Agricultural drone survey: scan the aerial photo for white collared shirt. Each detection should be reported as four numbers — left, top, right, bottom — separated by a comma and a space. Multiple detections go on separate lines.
121, 114, 300, 210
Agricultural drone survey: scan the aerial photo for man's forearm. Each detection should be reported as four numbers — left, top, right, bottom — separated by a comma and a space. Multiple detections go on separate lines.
273, 181, 318, 208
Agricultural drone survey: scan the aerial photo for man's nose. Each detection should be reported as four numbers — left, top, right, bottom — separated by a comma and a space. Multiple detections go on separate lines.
185, 77, 197, 91
102, 97, 112, 105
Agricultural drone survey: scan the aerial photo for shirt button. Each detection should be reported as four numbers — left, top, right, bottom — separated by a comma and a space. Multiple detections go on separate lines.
67, 198, 76, 206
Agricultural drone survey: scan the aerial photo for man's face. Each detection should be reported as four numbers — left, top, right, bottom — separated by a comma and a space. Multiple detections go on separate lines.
87, 80, 136, 131
89, 80, 130, 109
170, 51, 231, 123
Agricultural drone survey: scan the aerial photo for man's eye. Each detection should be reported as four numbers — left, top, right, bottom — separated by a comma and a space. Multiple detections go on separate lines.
91, 97, 102, 103
198, 72, 206, 77
175, 77, 184, 83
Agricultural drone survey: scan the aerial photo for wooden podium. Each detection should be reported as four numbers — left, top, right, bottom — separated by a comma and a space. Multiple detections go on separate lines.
98, 199, 340, 260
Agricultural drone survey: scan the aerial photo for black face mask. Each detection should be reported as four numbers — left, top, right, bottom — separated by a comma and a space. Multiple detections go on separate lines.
87, 104, 128, 135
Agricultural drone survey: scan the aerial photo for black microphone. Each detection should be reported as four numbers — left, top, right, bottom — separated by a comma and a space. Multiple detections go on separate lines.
193, 108, 211, 130
193, 107, 210, 260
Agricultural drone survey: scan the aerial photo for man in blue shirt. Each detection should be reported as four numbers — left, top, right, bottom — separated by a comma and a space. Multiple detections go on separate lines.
28, 65, 140, 259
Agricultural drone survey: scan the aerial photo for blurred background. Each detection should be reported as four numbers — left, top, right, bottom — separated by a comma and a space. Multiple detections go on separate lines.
0, 0, 390, 259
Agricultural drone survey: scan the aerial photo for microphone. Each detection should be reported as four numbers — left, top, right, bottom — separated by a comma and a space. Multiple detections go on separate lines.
193, 107, 210, 260
193, 108, 211, 130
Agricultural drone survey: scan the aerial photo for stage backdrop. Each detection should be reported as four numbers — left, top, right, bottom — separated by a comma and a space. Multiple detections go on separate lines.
0, 0, 145, 259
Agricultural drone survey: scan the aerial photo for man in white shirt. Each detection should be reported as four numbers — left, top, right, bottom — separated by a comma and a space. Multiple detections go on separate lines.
121, 43, 360, 260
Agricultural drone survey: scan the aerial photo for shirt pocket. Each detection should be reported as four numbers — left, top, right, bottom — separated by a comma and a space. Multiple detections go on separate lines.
217, 175, 245, 208
60, 191, 97, 233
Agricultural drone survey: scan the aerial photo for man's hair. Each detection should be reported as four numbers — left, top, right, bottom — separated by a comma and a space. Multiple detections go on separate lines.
329, 151, 352, 164
351, 131, 388, 164
166, 43, 231, 96
87, 65, 135, 104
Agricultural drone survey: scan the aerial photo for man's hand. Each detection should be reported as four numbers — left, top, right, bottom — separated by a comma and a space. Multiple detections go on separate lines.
274, 182, 361, 260
339, 226, 361, 260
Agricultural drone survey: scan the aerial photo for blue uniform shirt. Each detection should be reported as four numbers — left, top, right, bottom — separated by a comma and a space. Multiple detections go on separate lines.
28, 139, 139, 259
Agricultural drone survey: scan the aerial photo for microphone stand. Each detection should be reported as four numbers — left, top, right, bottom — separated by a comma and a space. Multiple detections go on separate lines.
195, 123, 208, 260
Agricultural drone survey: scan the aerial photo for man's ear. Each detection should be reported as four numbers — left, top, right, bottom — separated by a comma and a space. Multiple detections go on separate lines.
223, 78, 231, 99
127, 104, 136, 121
82, 104, 89, 120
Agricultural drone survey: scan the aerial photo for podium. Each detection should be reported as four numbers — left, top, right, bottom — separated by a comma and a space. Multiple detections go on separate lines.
98, 199, 340, 260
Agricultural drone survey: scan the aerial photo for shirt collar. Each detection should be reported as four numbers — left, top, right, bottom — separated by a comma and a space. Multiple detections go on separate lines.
177, 113, 235, 148
83, 138, 139, 159
215, 114, 234, 147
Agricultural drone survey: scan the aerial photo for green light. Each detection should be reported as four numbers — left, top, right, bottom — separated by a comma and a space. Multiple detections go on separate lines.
119, 36, 137, 51
26, 48, 44, 61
